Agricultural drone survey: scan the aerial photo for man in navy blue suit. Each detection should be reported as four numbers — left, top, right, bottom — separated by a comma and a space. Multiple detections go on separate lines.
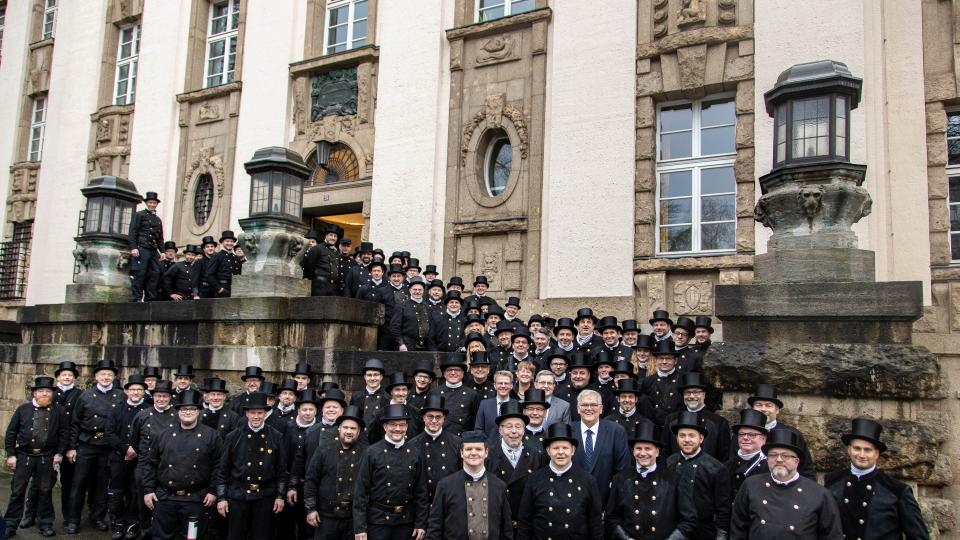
474, 371, 516, 440
570, 389, 631, 503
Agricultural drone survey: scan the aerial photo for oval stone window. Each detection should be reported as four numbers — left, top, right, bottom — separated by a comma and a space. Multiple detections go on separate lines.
193, 173, 214, 226
485, 136, 512, 197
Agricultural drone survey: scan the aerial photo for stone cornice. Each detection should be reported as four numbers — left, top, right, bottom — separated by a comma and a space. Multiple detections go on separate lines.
8, 161, 41, 173
633, 253, 753, 272
29, 38, 54, 51
452, 217, 527, 236
637, 25, 753, 60
289, 46, 379, 78
446, 8, 552, 41
90, 104, 135, 121
176, 81, 243, 104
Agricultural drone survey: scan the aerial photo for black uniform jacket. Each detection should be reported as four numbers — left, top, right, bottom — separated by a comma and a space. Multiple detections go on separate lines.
727, 420, 816, 479
432, 385, 480, 437
128, 208, 163, 250
69, 385, 125, 449
200, 405, 242, 438
824, 468, 929, 540
662, 407, 730, 460
392, 299, 433, 350
130, 405, 177, 456
640, 370, 682, 428
409, 429, 463, 500
365, 402, 422, 443
350, 387, 389, 429
724, 452, 769, 500
303, 437, 369, 519
105, 399, 148, 460
352, 438, 430, 532
665, 449, 732, 539
215, 423, 289, 501
289, 423, 338, 488
141, 422, 223, 502
731, 473, 843, 540
426, 470, 514, 540
163, 260, 195, 297
303, 243, 340, 284
605, 405, 656, 437
429, 311, 465, 352
485, 439, 546, 523
605, 465, 698, 540
4, 401, 69, 456
516, 464, 604, 540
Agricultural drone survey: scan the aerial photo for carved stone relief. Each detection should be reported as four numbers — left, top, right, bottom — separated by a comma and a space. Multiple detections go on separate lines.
7, 164, 39, 224
182, 147, 226, 205
673, 279, 713, 315
718, 0, 737, 26
26, 47, 52, 96
198, 102, 222, 123
311, 68, 358, 120
460, 94, 529, 167
677, 0, 706, 28
476, 34, 520, 66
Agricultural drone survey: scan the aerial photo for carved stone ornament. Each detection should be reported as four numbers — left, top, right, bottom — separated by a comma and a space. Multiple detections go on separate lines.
677, 0, 706, 28
479, 251, 501, 288
653, 0, 668, 39
311, 68, 358, 121
460, 94, 529, 167
198, 102, 222, 122
7, 165, 39, 223
67, 236, 133, 303
718, 0, 737, 25
293, 87, 306, 135
182, 147, 225, 204
476, 35, 519, 66
96, 118, 113, 143
673, 280, 713, 315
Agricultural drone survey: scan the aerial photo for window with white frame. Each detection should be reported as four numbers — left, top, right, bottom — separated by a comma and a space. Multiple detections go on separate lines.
28, 97, 47, 162
204, 0, 239, 88
324, 0, 368, 55
655, 97, 737, 254
947, 112, 960, 261
41, 0, 56, 40
476, 0, 535, 22
114, 24, 140, 105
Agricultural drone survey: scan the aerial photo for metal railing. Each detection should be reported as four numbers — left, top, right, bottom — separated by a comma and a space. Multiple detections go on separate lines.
0, 221, 32, 300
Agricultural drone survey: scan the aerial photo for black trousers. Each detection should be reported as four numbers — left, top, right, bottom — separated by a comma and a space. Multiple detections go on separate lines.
314, 516, 352, 540
131, 248, 161, 302
366, 523, 414, 540
26, 459, 76, 523
152, 499, 204, 540
3, 454, 56, 530
276, 492, 308, 540
68, 443, 111, 524
107, 458, 138, 524
226, 497, 274, 540
311, 278, 336, 297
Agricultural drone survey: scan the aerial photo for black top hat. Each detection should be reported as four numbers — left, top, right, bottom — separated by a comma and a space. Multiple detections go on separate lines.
762, 429, 803, 457
423, 265, 438, 275
593, 350, 617, 369
554, 317, 577, 333
339, 238, 352, 246
672, 316, 696, 335
173, 364, 194, 378
386, 372, 412, 390
305, 230, 320, 241
494, 321, 514, 335
543, 423, 579, 447
55, 361, 79, 377
527, 314, 545, 325
841, 418, 887, 453
574, 308, 598, 325
319, 388, 347, 408
470, 350, 491, 366
358, 242, 374, 253
543, 317, 557, 327
461, 430, 488, 446
505, 296, 521, 308
463, 299, 481, 313
201, 377, 228, 393
597, 316, 621, 332
629, 418, 663, 447
568, 351, 592, 370
678, 372, 709, 392
296, 389, 321, 407
242, 392, 271, 411
185, 244, 202, 254
547, 350, 570, 364
372, 248, 385, 258
219, 230, 237, 243
152, 380, 174, 395
407, 275, 427, 289
31, 376, 56, 391
259, 381, 278, 397
292, 361, 313, 377
522, 388, 550, 409
495, 400, 529, 425
387, 264, 405, 276
406, 258, 422, 271
93, 360, 119, 375
413, 359, 437, 379
200, 236, 218, 248
320, 381, 340, 392
389, 251, 404, 261
428, 279, 445, 291
439, 354, 468, 372
142, 366, 161, 378
463, 332, 486, 351
124, 374, 147, 389
420, 394, 448, 416
444, 291, 463, 304
382, 403, 411, 422
400, 251, 411, 259
462, 314, 484, 328
612, 360, 635, 377
652, 340, 678, 357
670, 411, 708, 436
486, 305, 505, 317
361, 358, 386, 374
447, 276, 465, 288
143, 191, 161, 203
174, 389, 203, 409
694, 316, 714, 333
614, 378, 642, 396
279, 379, 299, 394
635, 334, 655, 350
240, 366, 265, 381
473, 275, 489, 286
336, 404, 366, 429
648, 309, 673, 326
621, 319, 640, 333
367, 260, 388, 274
747, 384, 784, 409
511, 327, 533, 344
731, 409, 769, 435
162, 241, 178, 251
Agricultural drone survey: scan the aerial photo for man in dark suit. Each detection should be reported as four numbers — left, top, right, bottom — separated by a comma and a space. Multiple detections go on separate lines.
474, 371, 515, 440
570, 389, 631, 504
426, 431, 513, 540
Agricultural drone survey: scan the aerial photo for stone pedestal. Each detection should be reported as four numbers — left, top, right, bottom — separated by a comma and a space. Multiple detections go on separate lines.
234, 217, 310, 298
65, 236, 132, 303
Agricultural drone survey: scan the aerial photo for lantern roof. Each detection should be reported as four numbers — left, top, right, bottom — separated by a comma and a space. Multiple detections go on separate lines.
80, 176, 142, 202
243, 146, 311, 178
763, 60, 862, 116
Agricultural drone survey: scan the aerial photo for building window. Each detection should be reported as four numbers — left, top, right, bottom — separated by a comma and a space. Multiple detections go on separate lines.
656, 97, 736, 254
1, 1, 8, 63
484, 136, 512, 197
204, 0, 239, 88
476, 0, 535, 23
0, 221, 32, 299
948, 112, 960, 261
41, 0, 56, 40
193, 173, 214, 225
114, 24, 141, 105
28, 97, 47, 162
324, 0, 367, 55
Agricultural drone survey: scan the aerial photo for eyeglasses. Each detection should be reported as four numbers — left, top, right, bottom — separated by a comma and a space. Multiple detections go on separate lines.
579, 403, 600, 409
767, 452, 799, 461
738, 432, 762, 440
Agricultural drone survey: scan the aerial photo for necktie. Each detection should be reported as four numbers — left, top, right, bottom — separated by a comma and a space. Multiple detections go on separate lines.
584, 429, 595, 468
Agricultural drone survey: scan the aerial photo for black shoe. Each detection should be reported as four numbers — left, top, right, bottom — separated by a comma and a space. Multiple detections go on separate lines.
39, 528, 56, 538
124, 523, 140, 539
4, 528, 15, 539
111, 521, 124, 540
65, 523, 78, 535
18, 516, 34, 528
94, 520, 110, 532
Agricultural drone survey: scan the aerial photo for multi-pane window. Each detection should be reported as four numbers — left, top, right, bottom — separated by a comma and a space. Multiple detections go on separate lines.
114, 24, 140, 105
476, 0, 535, 22
325, 0, 367, 55
204, 0, 239, 88
947, 112, 960, 261
656, 97, 737, 254
28, 97, 47, 162
1, 1, 8, 61
42, 0, 56, 40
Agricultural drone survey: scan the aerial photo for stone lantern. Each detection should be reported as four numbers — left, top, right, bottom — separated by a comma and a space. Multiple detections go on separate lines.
232, 147, 312, 297
754, 60, 873, 283
65, 175, 142, 303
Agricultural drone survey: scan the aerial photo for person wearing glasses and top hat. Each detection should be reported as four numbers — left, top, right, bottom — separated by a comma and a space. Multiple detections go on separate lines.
671, 316, 704, 375
640, 340, 683, 430
409, 395, 462, 502
128, 191, 164, 302
128, 380, 176, 539
741, 384, 816, 479
731, 429, 842, 539
409, 360, 437, 411
432, 355, 480, 437
724, 409, 770, 500
350, 359, 389, 427
661, 372, 730, 460
824, 418, 929, 540
228, 366, 264, 413
366, 373, 422, 443
105, 374, 149, 540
